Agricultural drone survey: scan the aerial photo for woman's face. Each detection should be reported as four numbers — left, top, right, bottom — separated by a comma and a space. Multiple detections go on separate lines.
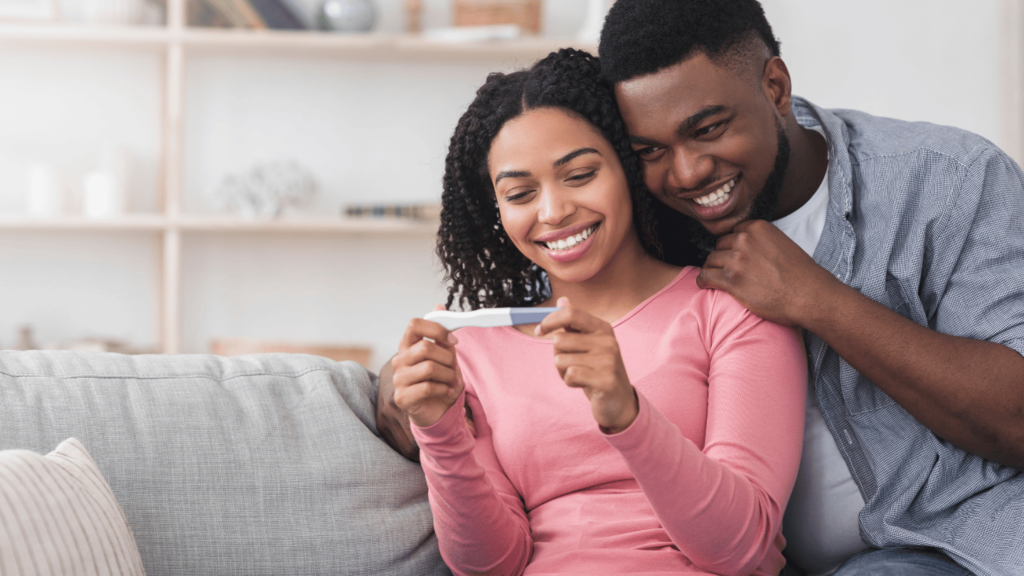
487, 107, 637, 284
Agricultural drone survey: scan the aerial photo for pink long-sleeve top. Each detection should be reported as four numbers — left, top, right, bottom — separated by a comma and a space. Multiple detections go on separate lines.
412, 267, 807, 576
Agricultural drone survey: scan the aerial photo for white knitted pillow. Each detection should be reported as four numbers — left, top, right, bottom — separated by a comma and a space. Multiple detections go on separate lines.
0, 437, 145, 576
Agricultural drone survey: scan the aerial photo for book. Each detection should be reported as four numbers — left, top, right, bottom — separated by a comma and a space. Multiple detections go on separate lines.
248, 0, 307, 30
343, 203, 441, 220
187, 0, 233, 27
230, 0, 268, 28
206, 0, 255, 27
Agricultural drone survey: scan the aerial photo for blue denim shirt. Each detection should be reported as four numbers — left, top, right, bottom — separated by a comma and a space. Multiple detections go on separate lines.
792, 97, 1024, 576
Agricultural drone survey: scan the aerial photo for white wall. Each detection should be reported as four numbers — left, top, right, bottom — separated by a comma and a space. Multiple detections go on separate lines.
0, 1, 1020, 368
762, 0, 1004, 147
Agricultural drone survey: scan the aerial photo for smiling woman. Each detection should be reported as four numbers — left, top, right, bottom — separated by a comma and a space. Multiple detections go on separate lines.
387, 48, 808, 576
488, 109, 638, 283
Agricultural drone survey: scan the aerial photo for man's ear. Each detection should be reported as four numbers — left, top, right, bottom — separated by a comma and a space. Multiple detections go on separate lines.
762, 56, 793, 117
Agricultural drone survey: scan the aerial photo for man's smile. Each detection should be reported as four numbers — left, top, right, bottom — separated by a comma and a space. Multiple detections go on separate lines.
692, 177, 737, 208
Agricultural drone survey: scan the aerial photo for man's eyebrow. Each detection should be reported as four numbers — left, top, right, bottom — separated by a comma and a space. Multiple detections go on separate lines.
629, 135, 661, 146
494, 170, 531, 184
553, 147, 600, 168
677, 105, 727, 137
627, 106, 728, 147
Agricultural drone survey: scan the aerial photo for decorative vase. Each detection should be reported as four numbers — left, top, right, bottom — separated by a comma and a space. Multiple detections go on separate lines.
577, 0, 609, 43
316, 0, 375, 33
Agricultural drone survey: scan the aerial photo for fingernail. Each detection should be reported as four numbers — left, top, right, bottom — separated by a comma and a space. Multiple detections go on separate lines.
447, 332, 459, 345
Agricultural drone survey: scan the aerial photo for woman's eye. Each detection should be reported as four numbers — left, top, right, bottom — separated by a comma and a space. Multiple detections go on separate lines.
566, 170, 597, 183
504, 190, 533, 203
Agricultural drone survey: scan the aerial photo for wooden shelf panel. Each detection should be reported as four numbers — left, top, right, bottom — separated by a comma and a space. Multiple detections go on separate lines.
0, 215, 437, 234
0, 23, 593, 59
179, 28, 594, 59
175, 216, 437, 233
0, 23, 171, 49
0, 215, 168, 230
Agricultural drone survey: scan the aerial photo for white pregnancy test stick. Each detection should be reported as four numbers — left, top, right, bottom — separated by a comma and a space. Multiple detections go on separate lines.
424, 307, 559, 330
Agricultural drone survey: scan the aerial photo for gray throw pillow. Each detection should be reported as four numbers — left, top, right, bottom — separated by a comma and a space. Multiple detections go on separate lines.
0, 350, 450, 576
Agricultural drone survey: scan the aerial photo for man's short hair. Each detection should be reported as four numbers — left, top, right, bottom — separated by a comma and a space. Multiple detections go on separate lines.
599, 0, 781, 84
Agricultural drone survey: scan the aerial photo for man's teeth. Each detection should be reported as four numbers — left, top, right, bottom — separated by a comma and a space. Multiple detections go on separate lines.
693, 178, 736, 207
545, 224, 596, 251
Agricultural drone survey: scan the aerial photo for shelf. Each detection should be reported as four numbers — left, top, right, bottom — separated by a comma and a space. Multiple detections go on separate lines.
0, 23, 594, 59
179, 28, 595, 59
0, 23, 170, 49
175, 215, 437, 234
0, 215, 167, 231
0, 214, 437, 234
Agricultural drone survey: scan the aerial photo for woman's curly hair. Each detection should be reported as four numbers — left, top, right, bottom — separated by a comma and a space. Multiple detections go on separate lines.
437, 48, 664, 310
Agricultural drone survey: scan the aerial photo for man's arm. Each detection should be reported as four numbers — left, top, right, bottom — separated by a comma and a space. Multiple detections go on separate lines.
375, 358, 420, 462
698, 219, 1024, 468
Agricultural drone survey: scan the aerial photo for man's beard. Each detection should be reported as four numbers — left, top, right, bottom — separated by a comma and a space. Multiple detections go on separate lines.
687, 118, 791, 254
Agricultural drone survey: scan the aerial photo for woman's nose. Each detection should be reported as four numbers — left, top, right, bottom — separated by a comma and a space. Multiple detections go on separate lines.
537, 188, 576, 225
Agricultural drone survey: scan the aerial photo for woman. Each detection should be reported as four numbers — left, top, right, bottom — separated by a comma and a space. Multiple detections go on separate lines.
392, 49, 806, 576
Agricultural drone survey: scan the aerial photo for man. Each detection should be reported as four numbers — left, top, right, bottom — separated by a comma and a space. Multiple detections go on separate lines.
598, 1, 1024, 575
377, 1, 1024, 574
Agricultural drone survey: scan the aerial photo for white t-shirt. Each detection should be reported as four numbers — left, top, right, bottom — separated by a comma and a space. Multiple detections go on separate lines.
773, 126, 868, 576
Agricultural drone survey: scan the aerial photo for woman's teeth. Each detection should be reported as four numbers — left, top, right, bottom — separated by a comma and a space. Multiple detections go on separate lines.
693, 178, 736, 207
544, 224, 596, 251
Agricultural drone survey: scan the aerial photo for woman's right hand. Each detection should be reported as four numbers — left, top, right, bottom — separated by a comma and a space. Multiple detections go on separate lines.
392, 315, 463, 428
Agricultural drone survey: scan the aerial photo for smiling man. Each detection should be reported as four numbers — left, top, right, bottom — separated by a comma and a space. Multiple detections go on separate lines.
599, 1, 1024, 576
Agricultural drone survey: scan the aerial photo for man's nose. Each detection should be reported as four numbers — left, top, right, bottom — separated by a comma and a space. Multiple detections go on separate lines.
537, 188, 576, 225
667, 147, 715, 192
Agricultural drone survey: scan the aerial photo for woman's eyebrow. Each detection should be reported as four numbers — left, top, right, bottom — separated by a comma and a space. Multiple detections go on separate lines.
553, 147, 600, 168
494, 147, 600, 184
494, 170, 531, 184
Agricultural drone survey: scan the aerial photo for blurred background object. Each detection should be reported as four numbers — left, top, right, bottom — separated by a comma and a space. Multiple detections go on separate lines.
316, 0, 374, 32
0, 0, 58, 21
403, 0, 419, 32
82, 145, 131, 219
209, 160, 317, 219
81, 0, 145, 24
453, 0, 539, 34
26, 163, 64, 218
575, 0, 606, 43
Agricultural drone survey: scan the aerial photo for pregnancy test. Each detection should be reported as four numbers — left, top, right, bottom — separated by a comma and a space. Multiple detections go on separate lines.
424, 307, 559, 330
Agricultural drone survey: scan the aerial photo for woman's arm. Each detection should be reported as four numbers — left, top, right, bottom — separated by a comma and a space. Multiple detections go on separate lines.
413, 390, 532, 576
535, 296, 806, 575
393, 318, 531, 576
606, 307, 806, 576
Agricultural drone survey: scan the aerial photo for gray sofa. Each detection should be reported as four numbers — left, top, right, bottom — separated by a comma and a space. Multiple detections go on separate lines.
0, 350, 451, 576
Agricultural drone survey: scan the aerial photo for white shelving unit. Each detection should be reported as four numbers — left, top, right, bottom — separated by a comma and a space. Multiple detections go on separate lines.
0, 2, 594, 354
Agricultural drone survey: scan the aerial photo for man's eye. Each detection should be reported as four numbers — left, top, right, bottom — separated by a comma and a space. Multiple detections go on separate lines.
695, 122, 724, 137
635, 146, 665, 160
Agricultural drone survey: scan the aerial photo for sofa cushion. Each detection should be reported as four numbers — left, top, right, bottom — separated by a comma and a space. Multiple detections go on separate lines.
0, 351, 449, 576
0, 437, 146, 576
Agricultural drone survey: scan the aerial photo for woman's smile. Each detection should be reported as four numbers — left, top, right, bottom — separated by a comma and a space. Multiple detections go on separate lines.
537, 222, 600, 263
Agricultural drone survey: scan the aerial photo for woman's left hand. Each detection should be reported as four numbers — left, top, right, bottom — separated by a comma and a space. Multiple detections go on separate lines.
535, 297, 638, 434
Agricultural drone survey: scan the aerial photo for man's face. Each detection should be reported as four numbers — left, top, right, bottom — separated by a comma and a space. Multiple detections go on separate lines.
614, 53, 788, 239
